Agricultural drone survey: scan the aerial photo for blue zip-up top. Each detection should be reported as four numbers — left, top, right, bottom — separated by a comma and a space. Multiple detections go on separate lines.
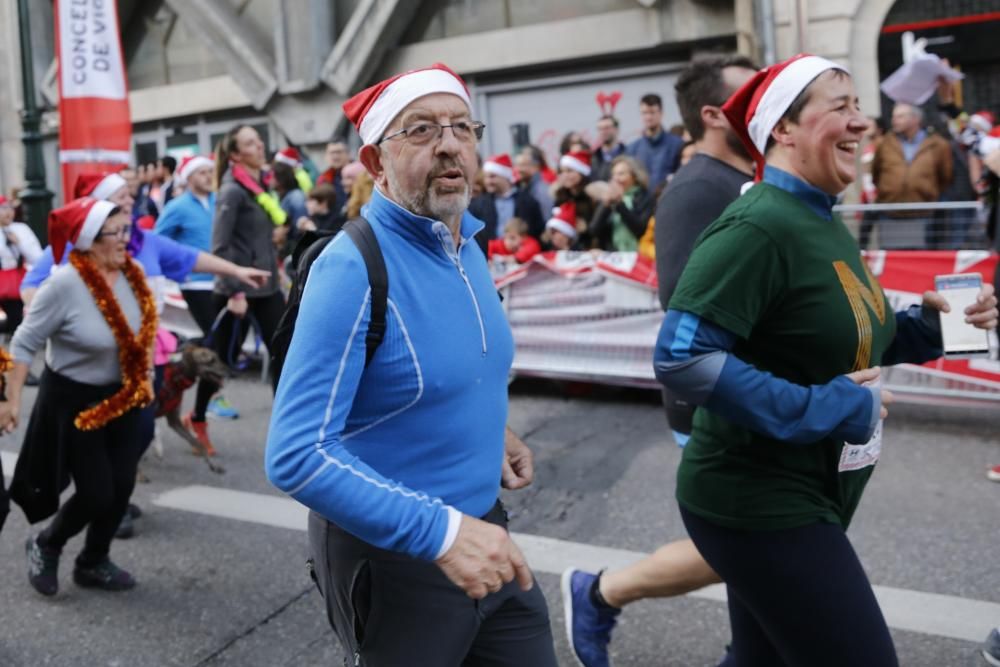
655, 167, 942, 444
265, 188, 515, 561
153, 191, 216, 284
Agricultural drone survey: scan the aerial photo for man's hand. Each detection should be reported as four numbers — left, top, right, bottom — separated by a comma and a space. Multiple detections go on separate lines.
233, 265, 271, 289
296, 216, 317, 232
501, 427, 534, 490
922, 283, 998, 330
435, 515, 533, 599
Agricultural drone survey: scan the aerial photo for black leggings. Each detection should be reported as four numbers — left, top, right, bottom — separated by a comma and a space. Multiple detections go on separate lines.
192, 291, 284, 420
38, 408, 144, 566
181, 289, 218, 338
680, 507, 898, 667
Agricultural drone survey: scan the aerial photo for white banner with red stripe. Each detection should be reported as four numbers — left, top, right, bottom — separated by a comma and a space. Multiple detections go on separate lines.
493, 251, 1000, 406
54, 0, 131, 200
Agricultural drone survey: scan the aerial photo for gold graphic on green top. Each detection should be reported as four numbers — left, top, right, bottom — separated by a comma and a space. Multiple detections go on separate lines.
833, 260, 887, 372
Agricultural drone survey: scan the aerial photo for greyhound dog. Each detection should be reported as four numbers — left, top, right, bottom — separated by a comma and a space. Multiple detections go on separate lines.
148, 344, 229, 475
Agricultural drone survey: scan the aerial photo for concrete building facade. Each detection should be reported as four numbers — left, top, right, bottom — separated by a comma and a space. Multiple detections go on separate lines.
0, 0, 997, 201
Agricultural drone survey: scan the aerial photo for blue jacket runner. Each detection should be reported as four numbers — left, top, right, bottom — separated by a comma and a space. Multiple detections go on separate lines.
265, 189, 514, 561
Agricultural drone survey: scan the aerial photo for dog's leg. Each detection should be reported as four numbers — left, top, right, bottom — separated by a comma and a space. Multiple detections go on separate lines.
166, 409, 225, 475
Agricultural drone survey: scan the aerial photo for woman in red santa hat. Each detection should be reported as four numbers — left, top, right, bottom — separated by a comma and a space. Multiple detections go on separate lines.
2, 198, 159, 595
552, 150, 599, 249
649, 54, 997, 665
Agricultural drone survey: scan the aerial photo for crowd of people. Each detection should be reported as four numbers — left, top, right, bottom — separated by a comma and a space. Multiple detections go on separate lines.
0, 50, 996, 667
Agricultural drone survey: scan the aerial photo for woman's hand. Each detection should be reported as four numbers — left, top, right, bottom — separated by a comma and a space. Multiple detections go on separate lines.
296, 216, 317, 232
845, 366, 893, 420
227, 293, 248, 318
922, 283, 998, 330
0, 398, 20, 433
233, 265, 271, 289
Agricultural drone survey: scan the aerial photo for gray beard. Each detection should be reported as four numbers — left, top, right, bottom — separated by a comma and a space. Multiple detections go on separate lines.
384, 157, 470, 222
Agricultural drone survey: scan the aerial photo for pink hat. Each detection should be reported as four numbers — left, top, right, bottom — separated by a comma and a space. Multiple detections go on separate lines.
73, 172, 128, 201
343, 63, 472, 146
559, 151, 592, 177
178, 155, 214, 183
48, 197, 118, 262
274, 147, 303, 167
483, 153, 515, 182
723, 53, 847, 180
545, 202, 578, 239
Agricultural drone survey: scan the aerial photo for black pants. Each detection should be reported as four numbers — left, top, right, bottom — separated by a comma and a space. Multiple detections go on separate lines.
38, 408, 144, 566
309, 502, 557, 667
681, 507, 897, 667
193, 291, 285, 419
137, 365, 166, 459
0, 297, 24, 334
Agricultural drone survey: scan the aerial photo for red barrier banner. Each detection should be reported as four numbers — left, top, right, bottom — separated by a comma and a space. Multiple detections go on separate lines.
54, 0, 131, 200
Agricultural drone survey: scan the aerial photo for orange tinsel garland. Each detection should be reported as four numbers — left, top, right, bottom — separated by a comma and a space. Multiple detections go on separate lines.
69, 250, 158, 431
0, 347, 12, 375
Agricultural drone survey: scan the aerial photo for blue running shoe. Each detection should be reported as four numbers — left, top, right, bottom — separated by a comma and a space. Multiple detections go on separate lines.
207, 395, 239, 420
984, 627, 1000, 667
561, 568, 621, 667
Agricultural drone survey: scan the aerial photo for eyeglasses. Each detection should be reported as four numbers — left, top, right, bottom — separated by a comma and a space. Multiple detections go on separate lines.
378, 121, 486, 146
97, 227, 132, 240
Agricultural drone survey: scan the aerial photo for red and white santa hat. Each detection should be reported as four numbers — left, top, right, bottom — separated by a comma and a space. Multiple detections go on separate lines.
559, 151, 591, 177
274, 147, 303, 168
343, 63, 472, 146
722, 53, 848, 180
545, 202, 578, 239
969, 110, 995, 134
483, 153, 515, 182
48, 197, 119, 262
73, 171, 128, 201
178, 154, 214, 183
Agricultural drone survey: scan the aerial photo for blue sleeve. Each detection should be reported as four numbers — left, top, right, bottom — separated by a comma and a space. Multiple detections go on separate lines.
264, 236, 452, 561
21, 246, 56, 290
654, 309, 879, 444
147, 233, 199, 283
881, 305, 943, 366
153, 199, 184, 241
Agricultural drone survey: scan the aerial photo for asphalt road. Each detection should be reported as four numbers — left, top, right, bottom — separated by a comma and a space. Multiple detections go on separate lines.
1, 375, 997, 666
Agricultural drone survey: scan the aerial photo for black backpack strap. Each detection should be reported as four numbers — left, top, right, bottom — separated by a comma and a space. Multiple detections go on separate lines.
342, 217, 388, 367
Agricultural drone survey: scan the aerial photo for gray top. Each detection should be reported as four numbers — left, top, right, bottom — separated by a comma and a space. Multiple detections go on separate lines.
11, 263, 143, 386
212, 170, 280, 298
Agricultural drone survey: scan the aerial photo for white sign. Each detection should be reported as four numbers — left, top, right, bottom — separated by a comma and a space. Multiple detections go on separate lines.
58, 0, 126, 100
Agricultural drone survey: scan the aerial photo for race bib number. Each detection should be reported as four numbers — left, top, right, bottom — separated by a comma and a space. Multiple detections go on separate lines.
839, 420, 883, 472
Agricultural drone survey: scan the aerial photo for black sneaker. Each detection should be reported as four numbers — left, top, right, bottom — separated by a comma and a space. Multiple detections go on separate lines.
126, 503, 142, 519
114, 512, 135, 539
73, 558, 136, 591
25, 536, 60, 596
24, 372, 39, 387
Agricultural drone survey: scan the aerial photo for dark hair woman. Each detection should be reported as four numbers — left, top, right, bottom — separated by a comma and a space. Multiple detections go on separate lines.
552, 150, 599, 249
188, 125, 288, 451
2, 199, 159, 595
655, 54, 998, 665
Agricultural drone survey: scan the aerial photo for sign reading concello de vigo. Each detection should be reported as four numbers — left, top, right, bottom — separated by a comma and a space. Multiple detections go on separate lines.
492, 250, 1000, 407
54, 0, 131, 200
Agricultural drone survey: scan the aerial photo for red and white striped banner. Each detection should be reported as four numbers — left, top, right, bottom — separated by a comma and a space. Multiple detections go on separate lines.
54, 0, 131, 201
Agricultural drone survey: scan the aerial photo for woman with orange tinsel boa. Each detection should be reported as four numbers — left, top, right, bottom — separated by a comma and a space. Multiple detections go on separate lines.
0, 198, 157, 597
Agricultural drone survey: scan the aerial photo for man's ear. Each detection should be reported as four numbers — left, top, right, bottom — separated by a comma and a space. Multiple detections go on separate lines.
700, 105, 726, 131
359, 145, 384, 183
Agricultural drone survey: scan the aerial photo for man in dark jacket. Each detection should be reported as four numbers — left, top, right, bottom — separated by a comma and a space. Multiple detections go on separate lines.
471, 153, 544, 254
591, 115, 627, 182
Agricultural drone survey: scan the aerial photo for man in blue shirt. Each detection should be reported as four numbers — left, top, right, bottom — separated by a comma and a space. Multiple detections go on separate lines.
265, 63, 556, 666
626, 93, 685, 193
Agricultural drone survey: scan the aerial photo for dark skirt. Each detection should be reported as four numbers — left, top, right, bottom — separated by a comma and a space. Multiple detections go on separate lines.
8, 367, 132, 525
